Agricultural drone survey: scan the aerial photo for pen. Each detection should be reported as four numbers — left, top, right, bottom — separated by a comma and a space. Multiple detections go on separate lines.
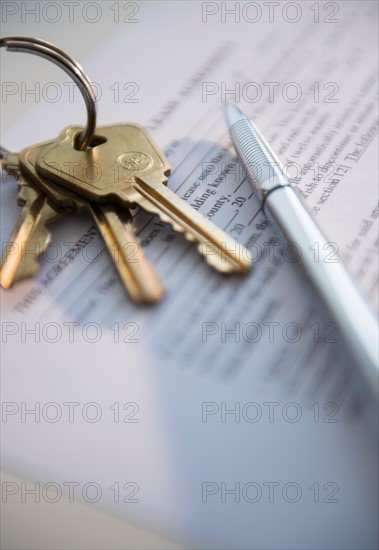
225, 103, 378, 404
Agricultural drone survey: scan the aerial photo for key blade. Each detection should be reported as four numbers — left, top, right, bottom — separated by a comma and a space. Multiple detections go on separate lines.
0, 180, 60, 288
90, 203, 165, 304
0, 205, 38, 288
134, 173, 252, 274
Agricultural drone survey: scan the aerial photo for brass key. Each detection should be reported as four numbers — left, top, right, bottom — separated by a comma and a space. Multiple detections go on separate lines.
36, 124, 252, 274
19, 141, 165, 304
1, 154, 61, 288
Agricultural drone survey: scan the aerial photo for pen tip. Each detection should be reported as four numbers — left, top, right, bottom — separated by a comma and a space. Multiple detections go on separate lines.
224, 102, 245, 127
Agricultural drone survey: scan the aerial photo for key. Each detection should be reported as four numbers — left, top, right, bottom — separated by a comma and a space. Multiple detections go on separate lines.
19, 141, 165, 304
36, 124, 252, 274
1, 154, 61, 288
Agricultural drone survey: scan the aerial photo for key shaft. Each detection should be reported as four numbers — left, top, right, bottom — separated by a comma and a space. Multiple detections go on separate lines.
0, 166, 60, 288
134, 172, 251, 273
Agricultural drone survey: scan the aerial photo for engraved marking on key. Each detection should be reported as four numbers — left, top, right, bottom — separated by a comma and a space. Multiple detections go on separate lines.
20, 142, 165, 304
1, 155, 61, 288
37, 124, 252, 274
118, 151, 153, 172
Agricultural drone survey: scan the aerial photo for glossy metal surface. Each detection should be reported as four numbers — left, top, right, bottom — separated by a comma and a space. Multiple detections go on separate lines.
226, 103, 379, 403
0, 36, 96, 150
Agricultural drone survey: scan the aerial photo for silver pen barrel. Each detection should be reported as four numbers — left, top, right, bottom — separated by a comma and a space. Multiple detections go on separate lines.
226, 104, 288, 200
226, 104, 379, 404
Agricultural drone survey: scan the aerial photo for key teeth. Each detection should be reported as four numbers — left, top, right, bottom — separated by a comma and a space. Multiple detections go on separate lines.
1, 223, 53, 288
14, 228, 52, 283
154, 211, 251, 274
17, 181, 40, 205
155, 211, 197, 242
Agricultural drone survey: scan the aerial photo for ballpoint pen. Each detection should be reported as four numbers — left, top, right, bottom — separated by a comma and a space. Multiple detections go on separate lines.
225, 103, 378, 404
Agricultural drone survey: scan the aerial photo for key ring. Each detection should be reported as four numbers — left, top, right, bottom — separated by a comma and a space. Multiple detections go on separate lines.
0, 36, 97, 151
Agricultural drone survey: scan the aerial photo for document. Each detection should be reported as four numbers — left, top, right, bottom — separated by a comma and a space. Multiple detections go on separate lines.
1, 2, 378, 548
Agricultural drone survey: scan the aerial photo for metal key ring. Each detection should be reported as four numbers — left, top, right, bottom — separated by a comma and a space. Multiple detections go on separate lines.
0, 36, 97, 151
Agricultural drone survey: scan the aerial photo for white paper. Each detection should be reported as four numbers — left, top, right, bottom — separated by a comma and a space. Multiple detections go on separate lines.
1, 2, 378, 548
